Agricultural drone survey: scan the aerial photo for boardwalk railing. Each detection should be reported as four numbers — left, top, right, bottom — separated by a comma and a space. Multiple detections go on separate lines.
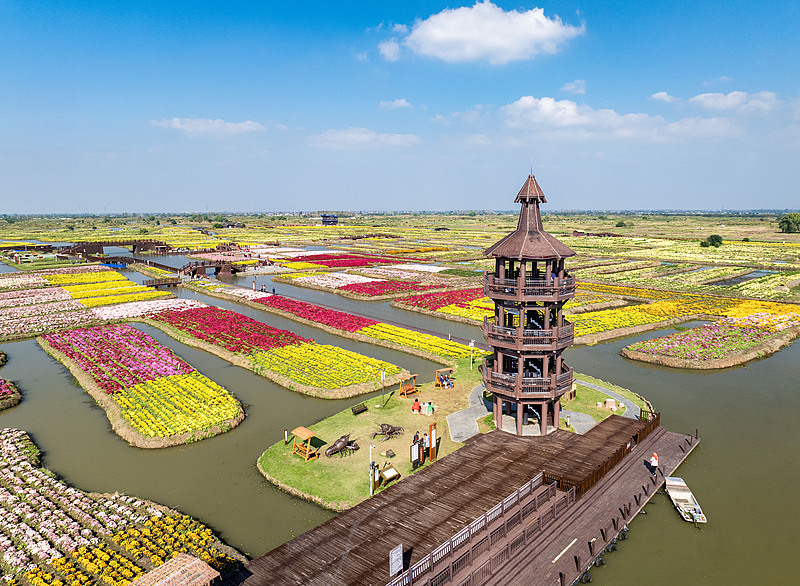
387, 473, 578, 586
545, 412, 662, 499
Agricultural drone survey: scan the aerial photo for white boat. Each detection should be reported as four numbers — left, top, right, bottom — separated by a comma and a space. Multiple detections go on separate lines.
664, 476, 706, 523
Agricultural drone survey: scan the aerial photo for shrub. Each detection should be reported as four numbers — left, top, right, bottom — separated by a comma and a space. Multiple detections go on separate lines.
615, 220, 626, 227
778, 213, 800, 233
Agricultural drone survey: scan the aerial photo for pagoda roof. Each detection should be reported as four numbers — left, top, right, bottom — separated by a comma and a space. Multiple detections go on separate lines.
485, 174, 576, 261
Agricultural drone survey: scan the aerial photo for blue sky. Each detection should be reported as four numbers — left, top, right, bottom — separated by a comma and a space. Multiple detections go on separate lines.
1, 1, 798, 213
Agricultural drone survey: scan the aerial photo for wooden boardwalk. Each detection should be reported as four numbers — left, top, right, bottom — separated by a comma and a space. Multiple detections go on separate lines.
224, 416, 698, 586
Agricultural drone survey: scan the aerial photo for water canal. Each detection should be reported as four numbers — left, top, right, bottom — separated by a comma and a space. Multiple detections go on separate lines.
1, 263, 799, 583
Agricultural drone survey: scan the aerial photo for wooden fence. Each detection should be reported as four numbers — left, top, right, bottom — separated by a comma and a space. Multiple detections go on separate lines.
545, 412, 661, 499
387, 473, 577, 586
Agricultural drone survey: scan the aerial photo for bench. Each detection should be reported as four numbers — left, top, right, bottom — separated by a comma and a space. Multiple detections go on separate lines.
351, 402, 368, 416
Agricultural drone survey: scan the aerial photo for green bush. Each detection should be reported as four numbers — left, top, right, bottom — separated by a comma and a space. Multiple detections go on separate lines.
778, 213, 800, 233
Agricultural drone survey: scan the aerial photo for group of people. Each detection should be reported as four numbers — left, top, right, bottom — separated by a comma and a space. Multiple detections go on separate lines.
411, 398, 435, 416
437, 373, 454, 388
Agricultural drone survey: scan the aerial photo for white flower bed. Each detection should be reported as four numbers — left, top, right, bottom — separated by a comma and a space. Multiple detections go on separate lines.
0, 299, 84, 321
0, 287, 72, 308
0, 274, 48, 291
294, 272, 382, 288
387, 263, 446, 273
218, 286, 272, 300
0, 309, 96, 337
90, 298, 208, 320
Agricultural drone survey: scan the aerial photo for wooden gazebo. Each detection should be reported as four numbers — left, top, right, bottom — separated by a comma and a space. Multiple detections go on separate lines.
291, 427, 319, 461
481, 172, 576, 436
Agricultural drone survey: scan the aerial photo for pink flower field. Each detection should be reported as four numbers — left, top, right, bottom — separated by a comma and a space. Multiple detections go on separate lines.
43, 325, 194, 393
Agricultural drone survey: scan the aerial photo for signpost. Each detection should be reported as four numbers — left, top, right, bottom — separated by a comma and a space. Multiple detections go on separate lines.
429, 422, 437, 462
469, 339, 475, 370
389, 544, 404, 578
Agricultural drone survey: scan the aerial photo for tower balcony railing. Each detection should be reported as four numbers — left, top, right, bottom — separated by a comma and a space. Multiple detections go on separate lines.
483, 273, 575, 301
481, 361, 573, 400
482, 318, 574, 351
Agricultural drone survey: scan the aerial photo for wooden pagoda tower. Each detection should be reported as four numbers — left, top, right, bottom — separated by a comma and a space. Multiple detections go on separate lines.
482, 173, 576, 436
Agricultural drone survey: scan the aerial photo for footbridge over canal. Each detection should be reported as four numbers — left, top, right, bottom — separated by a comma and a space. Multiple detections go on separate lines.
224, 415, 698, 586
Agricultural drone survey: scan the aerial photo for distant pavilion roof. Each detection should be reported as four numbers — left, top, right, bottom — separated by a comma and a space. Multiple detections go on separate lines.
485, 173, 576, 261
129, 554, 219, 586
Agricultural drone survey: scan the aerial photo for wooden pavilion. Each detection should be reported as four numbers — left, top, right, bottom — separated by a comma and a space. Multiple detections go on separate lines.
482, 173, 576, 436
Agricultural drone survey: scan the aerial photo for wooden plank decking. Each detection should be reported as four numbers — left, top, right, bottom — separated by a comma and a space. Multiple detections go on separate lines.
222, 415, 702, 586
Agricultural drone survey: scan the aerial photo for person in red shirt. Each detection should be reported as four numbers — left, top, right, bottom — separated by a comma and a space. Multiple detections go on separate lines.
411, 398, 421, 414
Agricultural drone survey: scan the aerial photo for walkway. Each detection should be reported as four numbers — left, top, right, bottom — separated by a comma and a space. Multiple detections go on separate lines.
446, 379, 636, 442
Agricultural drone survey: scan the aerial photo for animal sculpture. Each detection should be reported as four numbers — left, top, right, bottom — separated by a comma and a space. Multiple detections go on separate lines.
325, 434, 360, 457
370, 423, 404, 441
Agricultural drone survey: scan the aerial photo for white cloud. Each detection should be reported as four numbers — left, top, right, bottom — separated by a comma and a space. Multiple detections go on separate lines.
383, 1, 584, 65
379, 38, 401, 62
392, 23, 408, 34
561, 79, 586, 94
150, 118, 265, 136
650, 91, 679, 103
501, 96, 737, 142
308, 127, 420, 149
355, 51, 368, 62
380, 98, 413, 109
689, 91, 780, 113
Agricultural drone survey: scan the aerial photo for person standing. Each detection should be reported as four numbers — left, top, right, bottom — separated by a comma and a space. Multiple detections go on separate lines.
649, 452, 659, 476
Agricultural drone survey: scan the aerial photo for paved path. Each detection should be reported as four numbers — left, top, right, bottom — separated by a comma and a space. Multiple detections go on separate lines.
447, 379, 641, 442
446, 383, 491, 442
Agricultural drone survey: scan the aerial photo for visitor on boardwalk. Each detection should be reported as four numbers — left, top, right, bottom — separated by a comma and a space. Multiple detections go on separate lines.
649, 452, 659, 475
411, 398, 421, 414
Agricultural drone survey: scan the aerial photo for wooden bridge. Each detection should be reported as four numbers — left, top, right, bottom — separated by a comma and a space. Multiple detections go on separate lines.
177, 260, 245, 277
61, 240, 170, 255
223, 416, 698, 586
143, 277, 182, 288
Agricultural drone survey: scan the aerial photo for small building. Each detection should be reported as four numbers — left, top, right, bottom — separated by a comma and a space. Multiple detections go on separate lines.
321, 214, 338, 226
129, 554, 220, 586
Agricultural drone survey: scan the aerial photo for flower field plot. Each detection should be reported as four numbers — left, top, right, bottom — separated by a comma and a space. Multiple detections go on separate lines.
622, 311, 800, 367
40, 324, 243, 445
277, 253, 403, 269
0, 428, 243, 585
0, 267, 176, 341
0, 377, 21, 411
394, 287, 616, 324
148, 306, 403, 396
254, 295, 478, 361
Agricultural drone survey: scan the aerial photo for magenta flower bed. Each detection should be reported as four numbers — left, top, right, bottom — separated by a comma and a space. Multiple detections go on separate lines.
43, 325, 194, 393
401, 288, 486, 310
338, 280, 442, 297
283, 254, 403, 268
625, 323, 773, 361
0, 379, 15, 397
151, 306, 309, 353
255, 296, 378, 332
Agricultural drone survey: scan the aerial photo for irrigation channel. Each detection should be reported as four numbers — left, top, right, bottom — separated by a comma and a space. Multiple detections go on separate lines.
1, 259, 799, 583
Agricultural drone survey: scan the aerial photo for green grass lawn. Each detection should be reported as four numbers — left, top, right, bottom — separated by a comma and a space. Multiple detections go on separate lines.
258, 357, 481, 510
573, 372, 650, 412
561, 384, 626, 422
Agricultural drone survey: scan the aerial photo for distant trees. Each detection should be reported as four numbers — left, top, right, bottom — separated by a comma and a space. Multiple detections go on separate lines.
778, 213, 800, 233
615, 220, 626, 227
